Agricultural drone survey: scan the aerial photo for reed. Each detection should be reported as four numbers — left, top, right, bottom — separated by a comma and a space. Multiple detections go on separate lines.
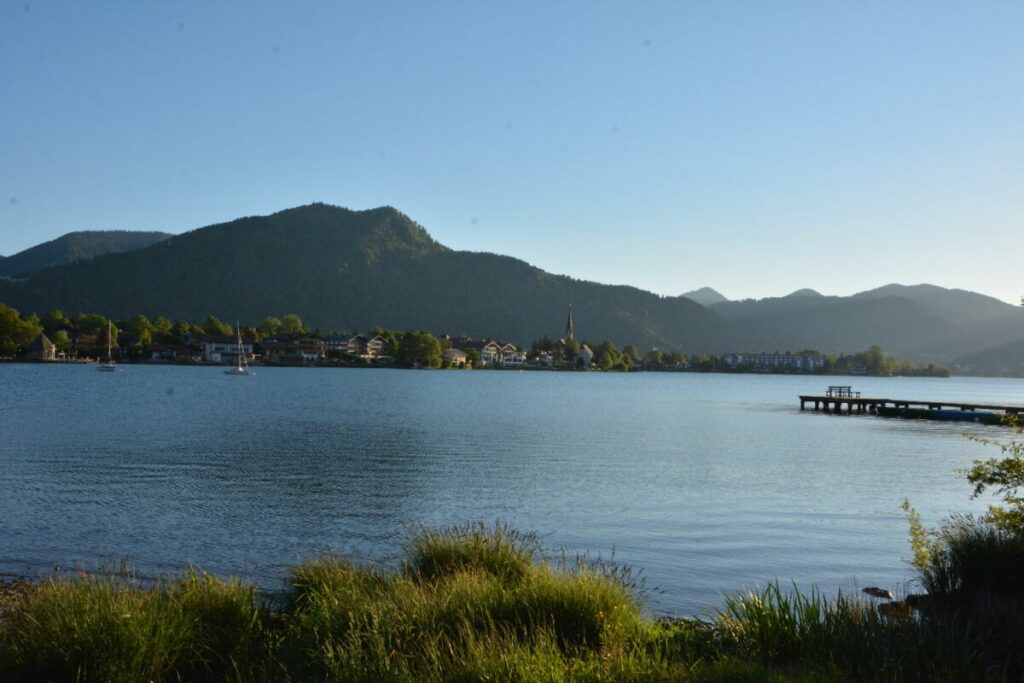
714, 581, 983, 681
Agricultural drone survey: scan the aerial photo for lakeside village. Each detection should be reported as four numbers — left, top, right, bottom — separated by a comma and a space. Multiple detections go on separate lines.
0, 302, 949, 376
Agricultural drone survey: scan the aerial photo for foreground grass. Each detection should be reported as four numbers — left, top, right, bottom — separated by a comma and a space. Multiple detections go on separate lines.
0, 521, 1016, 681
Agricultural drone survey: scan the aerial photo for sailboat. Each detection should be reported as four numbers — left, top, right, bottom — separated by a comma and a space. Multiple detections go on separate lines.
224, 324, 254, 376
96, 321, 122, 372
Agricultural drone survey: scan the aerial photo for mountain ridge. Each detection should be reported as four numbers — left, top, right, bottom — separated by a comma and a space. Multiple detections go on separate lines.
785, 288, 824, 298
0, 204, 752, 352
0, 230, 172, 278
711, 286, 1024, 363
1, 203, 1021, 367
681, 287, 728, 306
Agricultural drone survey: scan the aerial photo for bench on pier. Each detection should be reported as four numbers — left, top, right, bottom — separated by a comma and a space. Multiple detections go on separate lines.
826, 385, 860, 398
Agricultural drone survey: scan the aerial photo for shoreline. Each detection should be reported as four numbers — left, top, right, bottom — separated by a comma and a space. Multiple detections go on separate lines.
1, 356, 961, 378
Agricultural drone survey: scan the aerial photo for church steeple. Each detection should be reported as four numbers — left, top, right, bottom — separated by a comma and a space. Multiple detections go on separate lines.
565, 303, 574, 341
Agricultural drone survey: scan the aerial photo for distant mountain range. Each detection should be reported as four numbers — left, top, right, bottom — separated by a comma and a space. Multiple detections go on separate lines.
0, 230, 171, 278
1, 203, 1021, 373
705, 284, 1024, 368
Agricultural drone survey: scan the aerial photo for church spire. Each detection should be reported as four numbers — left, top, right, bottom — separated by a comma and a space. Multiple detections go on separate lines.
565, 303, 574, 341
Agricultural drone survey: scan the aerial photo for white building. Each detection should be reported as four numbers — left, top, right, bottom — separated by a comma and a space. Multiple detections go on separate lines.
200, 335, 253, 363
499, 343, 526, 368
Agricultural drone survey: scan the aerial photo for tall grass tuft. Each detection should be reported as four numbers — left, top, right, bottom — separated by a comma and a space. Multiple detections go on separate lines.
280, 522, 675, 680
713, 581, 982, 680
0, 568, 272, 682
401, 520, 541, 584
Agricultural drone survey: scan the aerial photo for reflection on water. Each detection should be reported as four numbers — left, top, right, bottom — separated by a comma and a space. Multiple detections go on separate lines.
1, 364, 1018, 613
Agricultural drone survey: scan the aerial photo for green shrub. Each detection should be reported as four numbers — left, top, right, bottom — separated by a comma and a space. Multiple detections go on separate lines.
917, 515, 1024, 599
965, 414, 1024, 534
907, 515, 1024, 677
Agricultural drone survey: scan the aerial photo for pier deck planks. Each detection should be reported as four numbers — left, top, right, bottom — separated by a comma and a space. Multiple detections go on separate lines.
798, 395, 1024, 415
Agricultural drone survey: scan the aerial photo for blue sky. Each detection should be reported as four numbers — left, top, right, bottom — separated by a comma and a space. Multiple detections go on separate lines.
2, 1, 1021, 304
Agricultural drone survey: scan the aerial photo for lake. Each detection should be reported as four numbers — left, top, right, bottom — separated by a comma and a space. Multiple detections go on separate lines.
1, 363, 1019, 615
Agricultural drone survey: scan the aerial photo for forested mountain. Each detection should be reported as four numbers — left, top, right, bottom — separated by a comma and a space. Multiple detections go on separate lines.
722, 296, 965, 361
710, 284, 1024, 364
0, 204, 756, 352
0, 230, 172, 278
712, 291, 849, 321
953, 338, 1024, 377
852, 284, 1024, 350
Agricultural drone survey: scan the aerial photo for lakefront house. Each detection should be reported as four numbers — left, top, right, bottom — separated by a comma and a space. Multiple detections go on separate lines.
193, 334, 255, 364
324, 334, 361, 357
443, 348, 468, 367
499, 343, 527, 368
24, 333, 56, 361
452, 339, 527, 368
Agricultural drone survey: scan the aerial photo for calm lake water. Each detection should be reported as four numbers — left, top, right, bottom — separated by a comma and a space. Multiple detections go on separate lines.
1, 364, 1020, 614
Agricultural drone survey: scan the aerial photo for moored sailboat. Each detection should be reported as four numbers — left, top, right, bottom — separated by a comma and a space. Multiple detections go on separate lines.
224, 324, 254, 376
96, 321, 122, 372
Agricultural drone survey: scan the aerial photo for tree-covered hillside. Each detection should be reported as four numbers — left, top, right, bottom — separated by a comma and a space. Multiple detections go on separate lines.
3, 203, 1019, 364
0, 230, 172, 278
711, 286, 1024, 363
0, 204, 755, 352
954, 337, 1024, 377
853, 283, 1020, 325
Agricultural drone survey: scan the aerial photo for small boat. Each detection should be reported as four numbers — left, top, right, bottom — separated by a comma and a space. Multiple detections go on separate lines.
876, 405, 1001, 425
96, 321, 123, 372
225, 324, 254, 376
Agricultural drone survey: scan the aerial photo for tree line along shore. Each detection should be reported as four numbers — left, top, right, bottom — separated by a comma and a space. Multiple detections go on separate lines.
1, 302, 949, 376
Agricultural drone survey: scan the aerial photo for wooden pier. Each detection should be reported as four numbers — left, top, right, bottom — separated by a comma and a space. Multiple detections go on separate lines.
799, 386, 1024, 416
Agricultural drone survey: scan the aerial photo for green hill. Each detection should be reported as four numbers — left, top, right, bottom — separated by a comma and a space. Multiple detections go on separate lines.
0, 230, 172, 278
953, 337, 1024, 377
0, 204, 750, 351
852, 283, 1020, 324
853, 284, 1024, 355
724, 296, 965, 360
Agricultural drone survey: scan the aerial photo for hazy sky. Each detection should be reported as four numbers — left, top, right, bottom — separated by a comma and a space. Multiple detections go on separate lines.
2, 1, 1021, 303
